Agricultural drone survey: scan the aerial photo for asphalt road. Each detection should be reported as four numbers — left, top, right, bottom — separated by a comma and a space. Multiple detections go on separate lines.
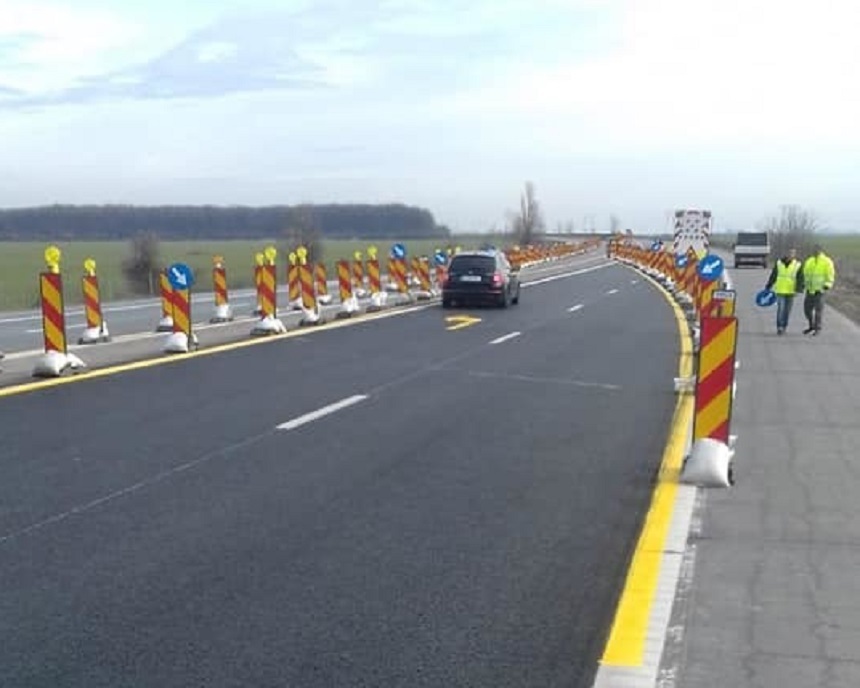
0, 261, 680, 687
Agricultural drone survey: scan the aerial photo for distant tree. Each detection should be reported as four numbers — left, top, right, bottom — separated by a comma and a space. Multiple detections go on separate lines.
760, 205, 819, 257
511, 181, 544, 245
122, 231, 160, 295
283, 204, 323, 264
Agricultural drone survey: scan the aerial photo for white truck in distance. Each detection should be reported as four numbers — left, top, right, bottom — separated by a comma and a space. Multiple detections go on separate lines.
733, 231, 770, 268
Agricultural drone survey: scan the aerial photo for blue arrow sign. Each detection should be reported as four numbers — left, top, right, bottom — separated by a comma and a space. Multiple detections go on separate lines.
755, 289, 776, 308
167, 262, 195, 290
434, 251, 447, 266
651, 240, 663, 252
697, 254, 724, 281
675, 254, 689, 269
391, 243, 406, 259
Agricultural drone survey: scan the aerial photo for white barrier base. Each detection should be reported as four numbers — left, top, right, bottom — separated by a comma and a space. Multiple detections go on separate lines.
290, 298, 303, 311
299, 305, 322, 326
32, 351, 86, 378
156, 315, 174, 332
682, 437, 734, 487
336, 296, 360, 318
384, 282, 400, 293
78, 324, 111, 344
413, 289, 433, 301
164, 332, 199, 353
318, 294, 333, 306
366, 291, 388, 312
210, 304, 233, 323
251, 315, 287, 336
355, 288, 369, 299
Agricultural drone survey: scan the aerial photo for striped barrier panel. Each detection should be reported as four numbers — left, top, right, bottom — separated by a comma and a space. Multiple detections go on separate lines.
337, 260, 353, 302
213, 266, 228, 307
417, 257, 432, 292
315, 263, 331, 303
394, 258, 409, 293
299, 262, 316, 312
352, 257, 365, 292
171, 287, 192, 339
693, 316, 738, 444
83, 274, 103, 333
288, 261, 301, 307
157, 269, 174, 331
367, 259, 381, 295
40, 271, 67, 355
259, 264, 277, 318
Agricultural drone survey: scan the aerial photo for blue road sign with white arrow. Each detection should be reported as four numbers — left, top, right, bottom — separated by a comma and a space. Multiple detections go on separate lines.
675, 254, 689, 269
697, 254, 724, 282
755, 289, 776, 307
651, 240, 663, 251
391, 243, 407, 259
167, 262, 195, 290
434, 251, 447, 266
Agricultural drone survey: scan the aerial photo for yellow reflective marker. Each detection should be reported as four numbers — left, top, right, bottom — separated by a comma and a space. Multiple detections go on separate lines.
44, 245, 61, 272
213, 254, 224, 266
296, 246, 308, 266
354, 250, 362, 261
367, 246, 378, 260
445, 315, 481, 331
288, 252, 297, 266
255, 252, 265, 267
264, 246, 277, 264
83, 258, 97, 276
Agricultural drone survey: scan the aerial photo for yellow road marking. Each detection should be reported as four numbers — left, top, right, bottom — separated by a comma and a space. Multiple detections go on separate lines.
599, 269, 694, 667
445, 315, 482, 331
0, 303, 435, 399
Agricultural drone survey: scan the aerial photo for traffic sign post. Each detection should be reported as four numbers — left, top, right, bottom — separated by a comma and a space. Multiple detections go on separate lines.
391, 243, 406, 259
697, 254, 724, 282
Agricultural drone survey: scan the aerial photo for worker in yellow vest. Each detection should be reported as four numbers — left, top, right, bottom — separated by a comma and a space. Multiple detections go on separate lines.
801, 244, 836, 336
764, 247, 803, 335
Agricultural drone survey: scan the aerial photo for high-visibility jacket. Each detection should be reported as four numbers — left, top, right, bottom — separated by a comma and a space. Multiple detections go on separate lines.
802, 253, 836, 294
774, 259, 801, 295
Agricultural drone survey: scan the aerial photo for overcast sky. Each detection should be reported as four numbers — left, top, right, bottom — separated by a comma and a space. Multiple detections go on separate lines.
2, 0, 859, 233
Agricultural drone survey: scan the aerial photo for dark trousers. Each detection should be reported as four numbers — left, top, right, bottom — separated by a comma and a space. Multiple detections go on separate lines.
803, 292, 825, 330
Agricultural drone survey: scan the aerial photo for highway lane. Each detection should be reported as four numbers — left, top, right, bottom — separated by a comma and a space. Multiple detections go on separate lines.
0, 262, 679, 687
0, 253, 605, 356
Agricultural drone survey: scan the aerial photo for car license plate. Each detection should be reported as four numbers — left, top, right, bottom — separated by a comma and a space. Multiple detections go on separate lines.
460, 275, 482, 282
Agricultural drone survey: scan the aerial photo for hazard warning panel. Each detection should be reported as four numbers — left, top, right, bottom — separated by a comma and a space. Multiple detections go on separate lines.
672, 209, 712, 257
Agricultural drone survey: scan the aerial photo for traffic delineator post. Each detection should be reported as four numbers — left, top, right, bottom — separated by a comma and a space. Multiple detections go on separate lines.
32, 245, 86, 377
366, 246, 387, 311
393, 257, 409, 296
315, 262, 333, 305
385, 256, 399, 293
164, 285, 196, 353
353, 251, 367, 298
251, 246, 286, 335
287, 252, 302, 310
78, 257, 111, 344
253, 252, 265, 315
693, 316, 738, 444
681, 315, 739, 487
210, 255, 234, 323
413, 256, 433, 300
156, 269, 174, 331
336, 259, 359, 318
296, 246, 323, 326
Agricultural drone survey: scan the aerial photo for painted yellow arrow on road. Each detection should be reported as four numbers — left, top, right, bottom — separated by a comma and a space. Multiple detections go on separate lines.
445, 315, 482, 331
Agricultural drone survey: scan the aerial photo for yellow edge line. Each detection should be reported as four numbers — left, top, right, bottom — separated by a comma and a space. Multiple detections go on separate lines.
599, 266, 694, 667
0, 303, 435, 400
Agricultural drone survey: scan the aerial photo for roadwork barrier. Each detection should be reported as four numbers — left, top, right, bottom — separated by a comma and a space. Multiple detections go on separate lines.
210, 257, 234, 323
156, 269, 174, 332
78, 258, 111, 344
610, 239, 738, 488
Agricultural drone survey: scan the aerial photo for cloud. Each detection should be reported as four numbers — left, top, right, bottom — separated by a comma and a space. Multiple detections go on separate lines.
1, 10, 328, 107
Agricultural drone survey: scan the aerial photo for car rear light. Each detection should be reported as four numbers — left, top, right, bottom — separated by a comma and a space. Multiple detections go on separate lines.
492, 272, 503, 286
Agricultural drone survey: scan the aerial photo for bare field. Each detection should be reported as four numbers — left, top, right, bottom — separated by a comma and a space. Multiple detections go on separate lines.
0, 238, 472, 311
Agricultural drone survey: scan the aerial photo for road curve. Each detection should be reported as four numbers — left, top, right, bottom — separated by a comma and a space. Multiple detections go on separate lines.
0, 261, 680, 687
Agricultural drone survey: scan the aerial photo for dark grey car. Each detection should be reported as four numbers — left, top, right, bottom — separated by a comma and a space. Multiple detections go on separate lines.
441, 250, 520, 308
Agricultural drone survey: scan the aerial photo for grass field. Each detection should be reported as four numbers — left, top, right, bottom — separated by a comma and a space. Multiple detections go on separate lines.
0, 237, 505, 310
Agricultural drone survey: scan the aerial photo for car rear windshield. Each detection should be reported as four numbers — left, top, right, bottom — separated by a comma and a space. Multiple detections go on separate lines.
737, 232, 768, 246
449, 255, 496, 272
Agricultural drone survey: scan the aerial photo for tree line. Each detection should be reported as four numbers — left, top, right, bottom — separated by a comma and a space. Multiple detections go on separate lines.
0, 204, 450, 241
